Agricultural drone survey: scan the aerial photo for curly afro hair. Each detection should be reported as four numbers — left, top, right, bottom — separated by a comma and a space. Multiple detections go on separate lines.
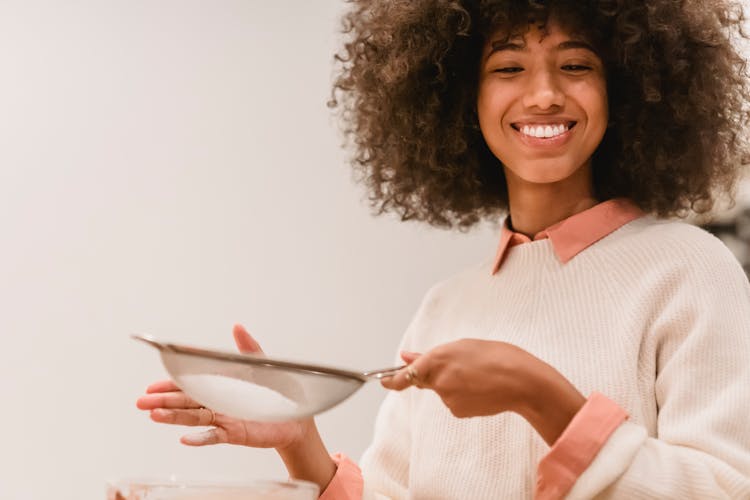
330, 0, 750, 229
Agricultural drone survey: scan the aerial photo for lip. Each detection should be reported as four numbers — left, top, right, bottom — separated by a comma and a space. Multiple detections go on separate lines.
511, 121, 578, 149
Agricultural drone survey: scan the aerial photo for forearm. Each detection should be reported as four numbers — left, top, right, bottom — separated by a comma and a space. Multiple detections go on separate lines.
277, 421, 337, 494
518, 363, 586, 446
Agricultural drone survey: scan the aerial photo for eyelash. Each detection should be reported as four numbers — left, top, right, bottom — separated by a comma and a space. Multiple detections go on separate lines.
562, 65, 592, 72
492, 65, 592, 74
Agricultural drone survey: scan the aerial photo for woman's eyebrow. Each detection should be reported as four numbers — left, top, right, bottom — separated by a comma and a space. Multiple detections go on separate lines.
489, 40, 526, 54
487, 39, 596, 59
485, 40, 525, 62
557, 40, 596, 53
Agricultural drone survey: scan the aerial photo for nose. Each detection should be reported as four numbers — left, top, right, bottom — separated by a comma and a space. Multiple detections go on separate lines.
522, 68, 564, 110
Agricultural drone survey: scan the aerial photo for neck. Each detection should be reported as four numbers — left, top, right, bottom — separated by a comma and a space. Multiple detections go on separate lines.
505, 165, 598, 237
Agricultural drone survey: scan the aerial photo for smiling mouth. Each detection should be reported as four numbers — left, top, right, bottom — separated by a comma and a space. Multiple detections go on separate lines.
511, 121, 577, 139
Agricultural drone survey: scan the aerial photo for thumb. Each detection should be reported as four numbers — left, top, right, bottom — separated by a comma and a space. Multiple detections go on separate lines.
233, 324, 264, 354
181, 427, 227, 446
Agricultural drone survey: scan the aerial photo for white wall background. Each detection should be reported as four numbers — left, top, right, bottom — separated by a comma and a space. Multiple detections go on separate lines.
0, 2, 499, 499
0, 2, 748, 499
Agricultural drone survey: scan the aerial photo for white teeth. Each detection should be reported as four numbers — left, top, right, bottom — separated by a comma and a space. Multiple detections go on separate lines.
520, 123, 568, 139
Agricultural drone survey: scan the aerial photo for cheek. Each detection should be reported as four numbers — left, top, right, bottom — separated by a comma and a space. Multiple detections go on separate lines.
476, 81, 510, 136
476, 90, 493, 135
582, 81, 609, 136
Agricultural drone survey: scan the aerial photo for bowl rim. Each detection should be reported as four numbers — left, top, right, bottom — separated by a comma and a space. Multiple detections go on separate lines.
106, 477, 319, 492
132, 334, 368, 382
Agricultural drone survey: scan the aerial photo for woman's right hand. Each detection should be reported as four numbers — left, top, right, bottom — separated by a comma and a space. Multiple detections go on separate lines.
136, 324, 313, 451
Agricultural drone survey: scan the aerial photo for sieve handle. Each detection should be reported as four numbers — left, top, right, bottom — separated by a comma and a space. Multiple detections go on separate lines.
362, 365, 406, 379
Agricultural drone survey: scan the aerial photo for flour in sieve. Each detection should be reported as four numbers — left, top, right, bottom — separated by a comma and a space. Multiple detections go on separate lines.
177, 374, 299, 420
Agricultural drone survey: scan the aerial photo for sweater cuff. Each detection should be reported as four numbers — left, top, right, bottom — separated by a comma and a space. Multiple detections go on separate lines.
319, 453, 364, 500
534, 392, 628, 500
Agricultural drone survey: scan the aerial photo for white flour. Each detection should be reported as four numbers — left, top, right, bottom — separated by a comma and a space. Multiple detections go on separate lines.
177, 374, 299, 421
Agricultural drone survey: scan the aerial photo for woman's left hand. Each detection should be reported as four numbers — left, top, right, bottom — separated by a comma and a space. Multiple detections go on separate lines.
381, 338, 586, 445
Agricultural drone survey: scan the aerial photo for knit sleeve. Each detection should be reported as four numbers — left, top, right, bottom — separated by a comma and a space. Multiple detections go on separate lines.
564, 247, 750, 499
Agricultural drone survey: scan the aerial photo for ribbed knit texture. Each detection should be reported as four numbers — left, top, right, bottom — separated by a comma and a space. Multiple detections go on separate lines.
359, 217, 750, 499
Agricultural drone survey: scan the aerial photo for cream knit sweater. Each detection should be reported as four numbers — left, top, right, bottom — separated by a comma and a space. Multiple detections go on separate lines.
359, 216, 750, 499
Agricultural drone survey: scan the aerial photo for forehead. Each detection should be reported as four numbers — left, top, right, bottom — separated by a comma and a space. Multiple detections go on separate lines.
483, 20, 600, 59
487, 19, 589, 48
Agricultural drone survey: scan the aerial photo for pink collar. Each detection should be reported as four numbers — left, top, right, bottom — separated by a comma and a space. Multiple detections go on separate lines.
491, 198, 644, 274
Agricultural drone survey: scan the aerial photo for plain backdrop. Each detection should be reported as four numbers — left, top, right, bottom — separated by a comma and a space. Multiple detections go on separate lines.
0, 2, 499, 498
0, 2, 747, 499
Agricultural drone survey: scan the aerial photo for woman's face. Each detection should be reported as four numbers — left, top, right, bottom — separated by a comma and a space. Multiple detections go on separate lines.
477, 21, 608, 187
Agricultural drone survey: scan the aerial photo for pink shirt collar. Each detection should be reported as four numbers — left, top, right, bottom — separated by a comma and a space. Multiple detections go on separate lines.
491, 198, 644, 274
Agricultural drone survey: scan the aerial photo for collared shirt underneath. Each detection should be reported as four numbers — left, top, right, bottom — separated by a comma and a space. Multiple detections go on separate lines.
492, 197, 645, 274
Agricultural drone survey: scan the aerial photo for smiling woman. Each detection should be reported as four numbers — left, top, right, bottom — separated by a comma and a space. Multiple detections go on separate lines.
138, 1, 750, 499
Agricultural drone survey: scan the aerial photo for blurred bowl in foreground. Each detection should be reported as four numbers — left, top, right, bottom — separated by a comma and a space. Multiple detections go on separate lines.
106, 478, 318, 500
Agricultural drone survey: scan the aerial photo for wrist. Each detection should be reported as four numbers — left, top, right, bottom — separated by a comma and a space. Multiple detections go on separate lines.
276, 420, 336, 494
517, 365, 586, 446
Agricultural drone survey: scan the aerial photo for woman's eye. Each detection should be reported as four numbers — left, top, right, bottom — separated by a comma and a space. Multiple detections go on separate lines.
492, 67, 523, 74
561, 64, 592, 72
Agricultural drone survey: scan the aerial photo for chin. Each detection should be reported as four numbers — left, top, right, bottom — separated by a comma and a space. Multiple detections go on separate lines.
504, 156, 584, 184
514, 170, 577, 185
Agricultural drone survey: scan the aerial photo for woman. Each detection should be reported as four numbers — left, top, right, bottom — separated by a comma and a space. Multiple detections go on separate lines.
137, 1, 750, 498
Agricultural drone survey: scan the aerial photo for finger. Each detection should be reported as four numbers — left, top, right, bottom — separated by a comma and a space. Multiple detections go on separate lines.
381, 372, 408, 390
379, 352, 422, 388
400, 351, 422, 364
381, 363, 421, 391
146, 380, 180, 393
181, 427, 229, 446
136, 391, 202, 410
408, 357, 430, 388
150, 407, 215, 426
233, 324, 264, 354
